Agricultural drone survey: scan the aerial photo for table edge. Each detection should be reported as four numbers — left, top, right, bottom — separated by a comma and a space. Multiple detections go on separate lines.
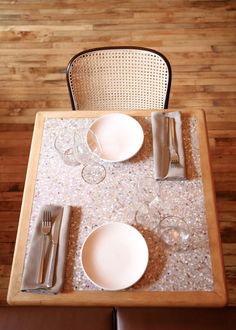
7, 109, 228, 306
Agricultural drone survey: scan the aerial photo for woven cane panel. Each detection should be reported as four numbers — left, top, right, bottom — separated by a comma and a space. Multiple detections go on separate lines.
68, 49, 170, 110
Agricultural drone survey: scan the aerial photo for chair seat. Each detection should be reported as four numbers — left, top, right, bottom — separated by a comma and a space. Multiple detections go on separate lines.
116, 307, 236, 330
0, 307, 114, 330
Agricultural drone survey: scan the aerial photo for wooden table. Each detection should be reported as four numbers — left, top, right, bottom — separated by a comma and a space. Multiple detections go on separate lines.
7, 109, 227, 307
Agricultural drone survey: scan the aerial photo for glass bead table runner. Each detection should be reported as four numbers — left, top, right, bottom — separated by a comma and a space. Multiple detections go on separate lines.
26, 116, 214, 292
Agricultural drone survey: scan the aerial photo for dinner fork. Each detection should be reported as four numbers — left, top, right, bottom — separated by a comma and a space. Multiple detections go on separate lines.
169, 118, 180, 167
37, 210, 52, 284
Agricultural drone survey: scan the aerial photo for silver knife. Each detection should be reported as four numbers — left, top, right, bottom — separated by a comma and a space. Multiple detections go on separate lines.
160, 116, 170, 178
45, 215, 62, 288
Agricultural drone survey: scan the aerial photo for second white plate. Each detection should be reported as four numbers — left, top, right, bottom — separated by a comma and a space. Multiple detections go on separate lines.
87, 113, 144, 162
81, 222, 149, 291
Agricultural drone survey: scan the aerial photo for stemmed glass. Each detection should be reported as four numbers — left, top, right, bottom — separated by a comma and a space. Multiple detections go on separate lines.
54, 129, 80, 166
54, 126, 106, 185
74, 128, 106, 184
135, 177, 161, 229
137, 177, 160, 207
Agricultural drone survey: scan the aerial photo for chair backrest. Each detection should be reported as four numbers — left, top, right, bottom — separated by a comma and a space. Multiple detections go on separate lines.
66, 46, 171, 111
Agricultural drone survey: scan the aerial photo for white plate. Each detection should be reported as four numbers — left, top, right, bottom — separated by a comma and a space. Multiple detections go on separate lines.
81, 222, 149, 291
87, 113, 144, 162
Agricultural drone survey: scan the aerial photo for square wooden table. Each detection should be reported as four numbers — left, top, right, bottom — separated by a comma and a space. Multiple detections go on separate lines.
7, 109, 227, 307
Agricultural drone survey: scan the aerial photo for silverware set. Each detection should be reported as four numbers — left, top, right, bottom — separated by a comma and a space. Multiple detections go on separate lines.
38, 210, 51, 284
37, 210, 61, 288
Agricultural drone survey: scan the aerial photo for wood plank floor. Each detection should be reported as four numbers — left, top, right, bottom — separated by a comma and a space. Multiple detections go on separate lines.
0, 0, 235, 306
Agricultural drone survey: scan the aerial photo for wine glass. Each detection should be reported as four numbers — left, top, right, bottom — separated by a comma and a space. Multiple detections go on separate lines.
158, 215, 190, 251
74, 127, 106, 185
135, 202, 161, 230
54, 129, 80, 166
137, 176, 160, 207
135, 177, 161, 229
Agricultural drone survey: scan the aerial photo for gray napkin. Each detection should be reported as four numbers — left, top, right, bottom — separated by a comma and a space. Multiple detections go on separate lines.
21, 205, 71, 294
151, 111, 186, 180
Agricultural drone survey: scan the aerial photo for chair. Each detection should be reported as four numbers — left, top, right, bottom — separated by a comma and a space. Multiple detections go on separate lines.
66, 46, 171, 111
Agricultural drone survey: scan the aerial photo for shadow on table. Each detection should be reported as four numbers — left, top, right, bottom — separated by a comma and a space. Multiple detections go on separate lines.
128, 117, 153, 165
182, 117, 198, 180
63, 206, 82, 292
131, 223, 167, 290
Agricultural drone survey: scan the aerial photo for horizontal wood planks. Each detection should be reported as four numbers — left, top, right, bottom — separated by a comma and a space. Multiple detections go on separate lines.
0, 0, 235, 306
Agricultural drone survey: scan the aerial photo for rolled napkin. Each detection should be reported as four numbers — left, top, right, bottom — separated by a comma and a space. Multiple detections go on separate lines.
21, 205, 71, 294
151, 111, 186, 180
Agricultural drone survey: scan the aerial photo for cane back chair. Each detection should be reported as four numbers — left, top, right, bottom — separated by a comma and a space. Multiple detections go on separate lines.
66, 46, 171, 111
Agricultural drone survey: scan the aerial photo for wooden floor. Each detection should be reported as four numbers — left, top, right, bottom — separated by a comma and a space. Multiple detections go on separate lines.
0, 0, 235, 306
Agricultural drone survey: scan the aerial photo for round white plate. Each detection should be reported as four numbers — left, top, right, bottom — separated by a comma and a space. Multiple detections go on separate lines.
87, 113, 144, 162
81, 222, 149, 291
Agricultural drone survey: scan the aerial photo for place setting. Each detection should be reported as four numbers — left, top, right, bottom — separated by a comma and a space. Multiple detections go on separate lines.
53, 110, 186, 178
21, 205, 71, 294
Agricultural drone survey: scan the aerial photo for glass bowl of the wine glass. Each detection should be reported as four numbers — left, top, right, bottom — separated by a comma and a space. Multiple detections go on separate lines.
86, 128, 104, 161
137, 177, 160, 206
74, 128, 103, 164
135, 202, 161, 230
75, 128, 106, 184
73, 129, 89, 164
54, 130, 80, 166
158, 215, 190, 251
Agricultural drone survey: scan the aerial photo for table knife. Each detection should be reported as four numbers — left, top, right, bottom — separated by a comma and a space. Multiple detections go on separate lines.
160, 116, 170, 178
45, 215, 62, 288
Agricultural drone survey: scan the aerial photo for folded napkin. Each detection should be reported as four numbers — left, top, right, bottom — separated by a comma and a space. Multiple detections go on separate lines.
151, 111, 186, 180
21, 205, 71, 294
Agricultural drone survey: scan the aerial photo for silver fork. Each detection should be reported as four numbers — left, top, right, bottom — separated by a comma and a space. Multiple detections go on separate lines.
169, 118, 180, 167
37, 210, 52, 284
